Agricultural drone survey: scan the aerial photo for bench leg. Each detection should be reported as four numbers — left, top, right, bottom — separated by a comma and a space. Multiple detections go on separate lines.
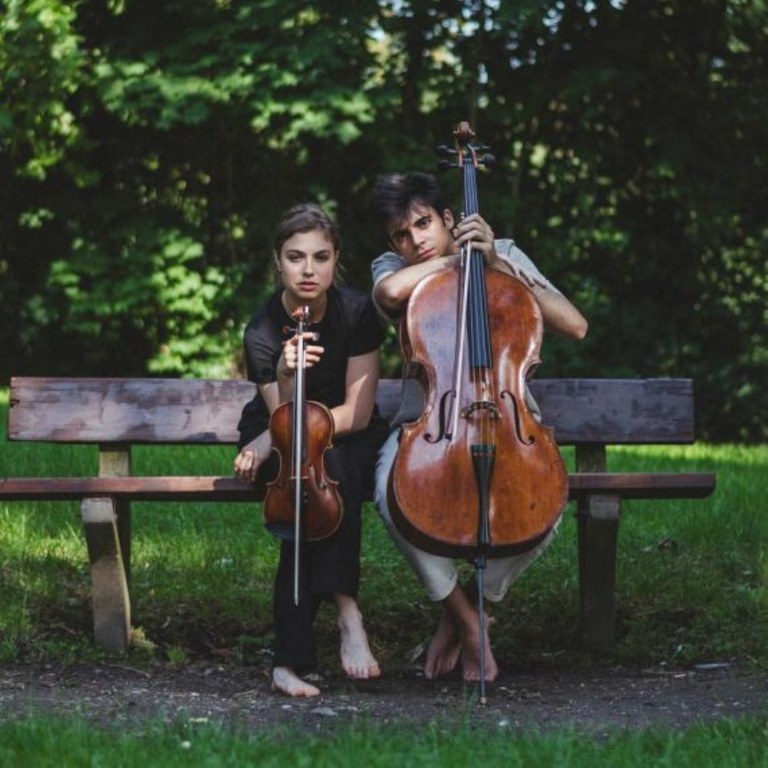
82, 497, 131, 652
577, 493, 620, 650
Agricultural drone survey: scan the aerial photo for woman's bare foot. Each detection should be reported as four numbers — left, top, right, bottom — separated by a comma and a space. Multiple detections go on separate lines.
424, 607, 461, 679
336, 594, 381, 680
271, 666, 321, 697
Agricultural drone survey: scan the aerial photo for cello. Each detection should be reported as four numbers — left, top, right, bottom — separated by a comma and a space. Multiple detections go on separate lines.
388, 122, 568, 696
264, 305, 344, 604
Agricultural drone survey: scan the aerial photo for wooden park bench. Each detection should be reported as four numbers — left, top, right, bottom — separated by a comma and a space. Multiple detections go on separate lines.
1, 376, 715, 654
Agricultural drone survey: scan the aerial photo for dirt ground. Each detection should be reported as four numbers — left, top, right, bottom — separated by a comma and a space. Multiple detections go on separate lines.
1, 660, 766, 735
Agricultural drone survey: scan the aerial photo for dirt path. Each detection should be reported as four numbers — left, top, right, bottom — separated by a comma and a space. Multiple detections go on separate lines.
1, 661, 766, 734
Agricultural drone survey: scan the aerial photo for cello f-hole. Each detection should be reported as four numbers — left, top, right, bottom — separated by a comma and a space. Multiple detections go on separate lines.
499, 389, 536, 445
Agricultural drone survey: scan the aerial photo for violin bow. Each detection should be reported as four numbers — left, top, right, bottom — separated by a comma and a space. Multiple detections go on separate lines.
291, 305, 311, 606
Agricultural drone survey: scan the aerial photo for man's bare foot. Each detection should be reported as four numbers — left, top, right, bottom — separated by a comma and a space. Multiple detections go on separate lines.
271, 666, 321, 697
459, 614, 498, 683
439, 585, 498, 682
424, 608, 461, 679
336, 594, 381, 680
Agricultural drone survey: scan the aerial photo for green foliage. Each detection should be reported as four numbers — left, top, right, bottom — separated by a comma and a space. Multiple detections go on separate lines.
0, 0, 766, 438
0, 0, 86, 180
48, 225, 235, 376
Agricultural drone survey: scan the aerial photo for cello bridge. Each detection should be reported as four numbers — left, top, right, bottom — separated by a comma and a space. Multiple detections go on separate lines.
461, 401, 500, 420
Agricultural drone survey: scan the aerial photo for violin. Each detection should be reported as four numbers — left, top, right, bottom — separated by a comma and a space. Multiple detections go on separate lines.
388, 121, 568, 560
264, 305, 344, 603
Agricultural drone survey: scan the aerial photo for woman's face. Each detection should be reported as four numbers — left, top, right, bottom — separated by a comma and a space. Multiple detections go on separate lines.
275, 229, 338, 310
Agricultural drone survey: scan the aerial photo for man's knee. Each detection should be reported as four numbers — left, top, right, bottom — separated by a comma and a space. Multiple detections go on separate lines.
373, 431, 398, 521
483, 523, 561, 602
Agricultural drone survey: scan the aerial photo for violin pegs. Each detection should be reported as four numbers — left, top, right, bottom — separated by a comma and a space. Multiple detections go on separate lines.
482, 153, 496, 168
437, 159, 455, 170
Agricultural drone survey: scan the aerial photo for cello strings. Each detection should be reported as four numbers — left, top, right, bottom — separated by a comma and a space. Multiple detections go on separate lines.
463, 142, 493, 705
464, 153, 492, 371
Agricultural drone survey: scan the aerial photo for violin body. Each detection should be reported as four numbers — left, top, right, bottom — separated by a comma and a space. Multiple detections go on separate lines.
390, 266, 567, 557
262, 304, 343, 546
264, 398, 343, 541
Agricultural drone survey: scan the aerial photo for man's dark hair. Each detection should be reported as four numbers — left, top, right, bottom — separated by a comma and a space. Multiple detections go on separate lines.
370, 172, 449, 232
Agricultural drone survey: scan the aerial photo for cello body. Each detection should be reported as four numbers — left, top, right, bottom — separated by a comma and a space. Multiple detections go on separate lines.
388, 123, 568, 559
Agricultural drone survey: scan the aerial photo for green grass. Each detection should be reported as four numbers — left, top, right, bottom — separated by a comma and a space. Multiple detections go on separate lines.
0, 715, 766, 767
1, 392, 766, 761
0, 392, 766, 669
0, 718, 768, 768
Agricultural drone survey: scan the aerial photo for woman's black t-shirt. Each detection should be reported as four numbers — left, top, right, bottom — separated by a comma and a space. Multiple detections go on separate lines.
237, 285, 384, 447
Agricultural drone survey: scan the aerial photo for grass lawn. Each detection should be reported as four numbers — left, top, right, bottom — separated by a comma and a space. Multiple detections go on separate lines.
0, 715, 766, 767
0, 390, 766, 762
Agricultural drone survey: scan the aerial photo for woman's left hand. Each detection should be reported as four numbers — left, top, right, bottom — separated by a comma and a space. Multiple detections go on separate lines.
233, 431, 271, 483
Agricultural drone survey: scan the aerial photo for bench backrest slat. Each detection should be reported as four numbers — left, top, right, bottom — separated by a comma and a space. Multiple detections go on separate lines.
8, 376, 696, 445
530, 378, 695, 443
9, 377, 255, 444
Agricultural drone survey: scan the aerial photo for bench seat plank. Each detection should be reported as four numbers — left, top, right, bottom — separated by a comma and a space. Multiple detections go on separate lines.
0, 472, 715, 502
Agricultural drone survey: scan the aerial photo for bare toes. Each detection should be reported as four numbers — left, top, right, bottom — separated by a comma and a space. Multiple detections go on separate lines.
271, 667, 321, 698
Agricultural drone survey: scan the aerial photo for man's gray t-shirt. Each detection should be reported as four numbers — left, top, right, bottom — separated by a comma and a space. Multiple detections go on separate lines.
371, 239, 559, 427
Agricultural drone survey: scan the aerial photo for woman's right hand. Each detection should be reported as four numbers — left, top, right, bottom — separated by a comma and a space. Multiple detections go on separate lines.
276, 332, 324, 380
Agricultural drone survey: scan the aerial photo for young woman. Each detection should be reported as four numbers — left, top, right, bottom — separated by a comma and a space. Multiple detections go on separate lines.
234, 203, 388, 697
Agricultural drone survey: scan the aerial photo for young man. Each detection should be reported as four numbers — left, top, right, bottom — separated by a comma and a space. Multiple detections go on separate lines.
370, 172, 588, 682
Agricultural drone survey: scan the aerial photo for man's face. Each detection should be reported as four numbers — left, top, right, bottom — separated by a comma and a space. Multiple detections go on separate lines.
386, 204, 455, 266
